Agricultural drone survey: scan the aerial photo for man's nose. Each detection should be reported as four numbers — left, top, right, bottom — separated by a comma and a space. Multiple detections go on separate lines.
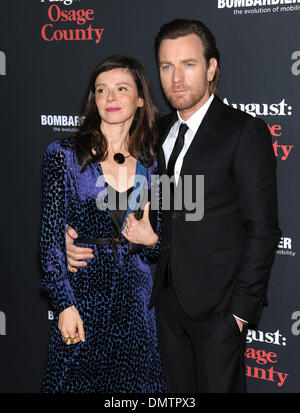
172, 66, 184, 83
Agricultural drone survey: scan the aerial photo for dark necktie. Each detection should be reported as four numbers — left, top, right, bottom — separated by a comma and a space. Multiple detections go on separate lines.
166, 123, 189, 178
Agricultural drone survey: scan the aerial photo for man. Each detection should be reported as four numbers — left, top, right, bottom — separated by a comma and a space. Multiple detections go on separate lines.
66, 19, 281, 392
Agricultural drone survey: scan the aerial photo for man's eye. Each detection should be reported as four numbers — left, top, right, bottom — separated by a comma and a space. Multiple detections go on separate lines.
185, 63, 195, 68
162, 65, 171, 71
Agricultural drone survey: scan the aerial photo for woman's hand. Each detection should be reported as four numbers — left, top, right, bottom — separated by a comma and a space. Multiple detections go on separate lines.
121, 202, 158, 247
58, 305, 86, 345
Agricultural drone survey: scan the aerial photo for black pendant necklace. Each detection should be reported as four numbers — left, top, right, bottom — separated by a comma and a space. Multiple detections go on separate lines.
113, 153, 131, 164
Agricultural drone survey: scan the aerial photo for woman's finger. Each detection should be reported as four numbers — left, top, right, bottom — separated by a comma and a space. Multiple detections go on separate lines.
142, 202, 151, 222
125, 218, 131, 229
77, 320, 86, 342
69, 335, 80, 345
60, 328, 71, 345
126, 213, 136, 226
61, 330, 81, 345
121, 229, 129, 240
127, 212, 135, 221
62, 336, 71, 345
66, 328, 77, 345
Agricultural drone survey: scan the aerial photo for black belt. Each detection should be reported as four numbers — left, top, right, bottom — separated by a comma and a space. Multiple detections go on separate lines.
75, 236, 126, 264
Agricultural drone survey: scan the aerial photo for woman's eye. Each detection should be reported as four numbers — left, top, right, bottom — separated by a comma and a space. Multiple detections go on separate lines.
118, 87, 127, 92
96, 88, 106, 94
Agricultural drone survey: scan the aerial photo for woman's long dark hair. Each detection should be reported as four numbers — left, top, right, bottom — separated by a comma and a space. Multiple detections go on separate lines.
75, 55, 159, 170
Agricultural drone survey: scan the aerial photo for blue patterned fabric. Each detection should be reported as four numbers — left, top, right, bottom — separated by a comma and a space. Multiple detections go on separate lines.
40, 137, 166, 393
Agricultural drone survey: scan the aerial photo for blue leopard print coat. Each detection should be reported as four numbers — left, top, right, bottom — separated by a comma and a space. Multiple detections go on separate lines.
40, 137, 166, 393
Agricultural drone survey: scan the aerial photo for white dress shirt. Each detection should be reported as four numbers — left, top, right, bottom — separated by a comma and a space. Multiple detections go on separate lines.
162, 94, 214, 185
162, 94, 247, 326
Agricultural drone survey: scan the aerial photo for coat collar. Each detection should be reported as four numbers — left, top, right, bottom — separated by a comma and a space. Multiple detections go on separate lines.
157, 112, 177, 174
121, 159, 148, 231
94, 159, 149, 232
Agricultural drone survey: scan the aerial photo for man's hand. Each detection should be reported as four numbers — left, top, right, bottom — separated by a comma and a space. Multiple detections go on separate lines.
121, 202, 158, 247
58, 305, 85, 345
66, 225, 94, 272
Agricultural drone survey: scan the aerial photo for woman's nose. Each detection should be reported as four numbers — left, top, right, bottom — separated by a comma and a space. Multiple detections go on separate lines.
107, 90, 116, 101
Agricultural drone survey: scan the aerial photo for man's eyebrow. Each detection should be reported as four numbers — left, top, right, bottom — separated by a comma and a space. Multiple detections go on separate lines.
181, 58, 197, 63
159, 60, 171, 66
159, 58, 198, 65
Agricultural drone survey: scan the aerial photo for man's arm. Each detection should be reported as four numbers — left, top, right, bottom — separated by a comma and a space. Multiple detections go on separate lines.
230, 117, 281, 325
66, 225, 94, 272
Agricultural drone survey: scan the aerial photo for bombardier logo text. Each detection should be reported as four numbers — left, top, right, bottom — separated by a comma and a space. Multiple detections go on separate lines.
218, 0, 300, 7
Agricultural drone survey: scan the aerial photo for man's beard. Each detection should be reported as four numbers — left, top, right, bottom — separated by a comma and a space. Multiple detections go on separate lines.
164, 87, 207, 111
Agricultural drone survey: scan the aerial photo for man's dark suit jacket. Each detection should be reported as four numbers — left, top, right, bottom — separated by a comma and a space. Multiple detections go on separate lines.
149, 95, 281, 325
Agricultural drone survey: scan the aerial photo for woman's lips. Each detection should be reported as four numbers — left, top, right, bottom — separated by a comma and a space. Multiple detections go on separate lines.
106, 107, 121, 112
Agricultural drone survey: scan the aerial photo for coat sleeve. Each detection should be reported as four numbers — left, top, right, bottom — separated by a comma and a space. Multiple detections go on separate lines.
40, 143, 77, 314
230, 117, 281, 324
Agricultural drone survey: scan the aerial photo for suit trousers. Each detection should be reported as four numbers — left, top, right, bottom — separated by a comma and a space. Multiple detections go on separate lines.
155, 264, 247, 393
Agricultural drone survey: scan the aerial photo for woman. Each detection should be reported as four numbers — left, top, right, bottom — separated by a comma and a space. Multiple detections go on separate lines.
40, 56, 166, 393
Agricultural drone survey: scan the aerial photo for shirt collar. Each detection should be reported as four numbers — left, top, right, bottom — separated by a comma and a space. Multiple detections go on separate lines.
177, 94, 215, 134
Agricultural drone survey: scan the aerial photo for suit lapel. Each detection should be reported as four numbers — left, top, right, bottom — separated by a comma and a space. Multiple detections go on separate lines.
157, 112, 177, 175
180, 96, 225, 177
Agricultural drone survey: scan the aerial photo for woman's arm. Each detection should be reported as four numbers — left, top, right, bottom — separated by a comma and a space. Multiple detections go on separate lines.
40, 142, 77, 314
40, 142, 85, 344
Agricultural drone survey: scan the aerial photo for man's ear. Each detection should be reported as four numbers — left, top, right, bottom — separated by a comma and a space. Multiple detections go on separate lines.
207, 58, 217, 82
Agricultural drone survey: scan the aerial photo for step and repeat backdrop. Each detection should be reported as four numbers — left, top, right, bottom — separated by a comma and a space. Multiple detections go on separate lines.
0, 0, 299, 393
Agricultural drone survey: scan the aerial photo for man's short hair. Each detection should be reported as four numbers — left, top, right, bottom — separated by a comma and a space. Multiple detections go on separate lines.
155, 19, 220, 95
